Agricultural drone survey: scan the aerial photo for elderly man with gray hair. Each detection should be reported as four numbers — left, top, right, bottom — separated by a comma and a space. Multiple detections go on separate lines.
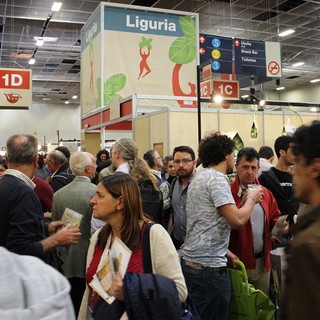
52, 151, 97, 317
46, 149, 75, 192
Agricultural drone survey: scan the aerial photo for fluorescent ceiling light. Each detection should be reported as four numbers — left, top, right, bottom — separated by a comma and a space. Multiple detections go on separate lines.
51, 2, 62, 12
310, 107, 318, 112
72, 95, 78, 99
241, 95, 249, 98
64, 100, 70, 104
276, 86, 285, 91
278, 29, 295, 37
292, 62, 304, 67
29, 58, 36, 65
36, 38, 44, 46
34, 36, 58, 43
310, 79, 320, 83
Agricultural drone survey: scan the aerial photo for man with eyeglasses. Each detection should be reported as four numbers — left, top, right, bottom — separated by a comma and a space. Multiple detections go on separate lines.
167, 145, 196, 250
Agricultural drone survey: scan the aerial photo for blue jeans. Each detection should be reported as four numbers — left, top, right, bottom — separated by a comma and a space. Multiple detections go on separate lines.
181, 259, 231, 320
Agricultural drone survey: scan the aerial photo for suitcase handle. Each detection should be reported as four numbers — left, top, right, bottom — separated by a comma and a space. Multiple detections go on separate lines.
234, 259, 250, 295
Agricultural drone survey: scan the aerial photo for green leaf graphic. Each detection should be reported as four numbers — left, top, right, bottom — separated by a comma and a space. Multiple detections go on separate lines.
103, 74, 126, 106
96, 77, 101, 107
169, 37, 196, 64
179, 16, 196, 39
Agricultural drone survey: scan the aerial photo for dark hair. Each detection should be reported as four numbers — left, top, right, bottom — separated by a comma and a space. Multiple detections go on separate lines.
236, 147, 259, 165
292, 120, 320, 165
6, 134, 38, 164
274, 136, 294, 158
143, 150, 156, 168
199, 132, 235, 168
258, 146, 274, 160
96, 149, 110, 162
0, 156, 8, 169
55, 146, 70, 160
163, 155, 173, 164
97, 172, 148, 250
173, 146, 195, 160
38, 154, 45, 168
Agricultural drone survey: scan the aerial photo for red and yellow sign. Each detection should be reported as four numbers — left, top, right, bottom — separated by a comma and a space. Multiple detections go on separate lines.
0, 68, 32, 108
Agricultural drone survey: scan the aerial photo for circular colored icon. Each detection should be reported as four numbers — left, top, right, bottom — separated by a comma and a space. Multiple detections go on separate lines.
211, 49, 221, 60
212, 38, 221, 48
211, 61, 221, 71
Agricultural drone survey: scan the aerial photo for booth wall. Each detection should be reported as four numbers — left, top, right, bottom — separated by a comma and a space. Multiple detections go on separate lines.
134, 116, 150, 158
280, 83, 320, 103
141, 109, 320, 158
0, 103, 81, 149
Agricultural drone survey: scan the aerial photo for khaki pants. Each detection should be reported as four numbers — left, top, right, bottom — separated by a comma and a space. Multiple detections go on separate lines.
246, 257, 270, 296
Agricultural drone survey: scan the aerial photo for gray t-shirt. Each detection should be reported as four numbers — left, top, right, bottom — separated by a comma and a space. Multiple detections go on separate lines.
182, 168, 235, 267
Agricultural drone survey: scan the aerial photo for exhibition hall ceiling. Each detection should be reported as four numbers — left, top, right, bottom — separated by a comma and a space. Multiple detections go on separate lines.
1, 0, 319, 105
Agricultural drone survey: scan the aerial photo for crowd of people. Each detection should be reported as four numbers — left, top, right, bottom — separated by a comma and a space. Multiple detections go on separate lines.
1, 120, 320, 320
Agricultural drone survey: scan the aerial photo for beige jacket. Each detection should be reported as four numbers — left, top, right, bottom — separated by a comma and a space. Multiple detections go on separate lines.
78, 223, 187, 320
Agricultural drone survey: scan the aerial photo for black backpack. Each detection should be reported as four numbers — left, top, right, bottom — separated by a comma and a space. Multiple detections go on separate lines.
138, 178, 163, 225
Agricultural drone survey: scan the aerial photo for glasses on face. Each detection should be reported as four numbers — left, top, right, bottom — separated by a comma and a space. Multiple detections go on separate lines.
173, 159, 193, 165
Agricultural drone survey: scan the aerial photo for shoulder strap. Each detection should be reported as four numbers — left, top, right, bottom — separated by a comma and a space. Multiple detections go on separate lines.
142, 223, 155, 274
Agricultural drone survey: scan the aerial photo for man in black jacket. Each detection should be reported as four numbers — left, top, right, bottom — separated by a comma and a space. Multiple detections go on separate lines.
0, 134, 80, 264
46, 149, 75, 192
259, 136, 299, 247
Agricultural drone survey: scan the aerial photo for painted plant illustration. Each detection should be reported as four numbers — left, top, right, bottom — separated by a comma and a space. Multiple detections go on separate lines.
138, 36, 153, 80
89, 41, 94, 96
169, 16, 197, 108
96, 74, 126, 107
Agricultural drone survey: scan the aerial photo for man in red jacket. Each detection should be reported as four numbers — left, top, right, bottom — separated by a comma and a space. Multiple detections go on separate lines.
228, 147, 286, 296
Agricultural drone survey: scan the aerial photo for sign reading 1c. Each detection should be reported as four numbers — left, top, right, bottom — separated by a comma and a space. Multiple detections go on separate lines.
212, 38, 221, 48
211, 61, 221, 71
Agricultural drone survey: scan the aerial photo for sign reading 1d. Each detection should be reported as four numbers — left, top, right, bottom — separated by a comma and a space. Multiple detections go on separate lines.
0, 68, 32, 109
0, 69, 30, 89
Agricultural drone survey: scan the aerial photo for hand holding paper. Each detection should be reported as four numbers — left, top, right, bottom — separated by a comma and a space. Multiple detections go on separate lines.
272, 215, 289, 236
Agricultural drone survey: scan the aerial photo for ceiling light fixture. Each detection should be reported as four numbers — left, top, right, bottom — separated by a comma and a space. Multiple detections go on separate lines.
72, 95, 78, 99
51, 2, 62, 12
64, 100, 70, 104
36, 38, 44, 46
278, 29, 295, 37
310, 107, 318, 112
310, 79, 320, 83
29, 58, 36, 65
292, 62, 304, 67
276, 87, 285, 91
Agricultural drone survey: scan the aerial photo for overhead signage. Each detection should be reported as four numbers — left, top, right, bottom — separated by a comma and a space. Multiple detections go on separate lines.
200, 80, 211, 98
234, 39, 266, 76
0, 68, 32, 109
265, 42, 282, 77
234, 39, 282, 77
212, 80, 239, 100
202, 64, 212, 80
199, 34, 233, 74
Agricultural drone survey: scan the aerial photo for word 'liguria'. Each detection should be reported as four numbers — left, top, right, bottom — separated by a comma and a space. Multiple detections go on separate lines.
126, 15, 176, 32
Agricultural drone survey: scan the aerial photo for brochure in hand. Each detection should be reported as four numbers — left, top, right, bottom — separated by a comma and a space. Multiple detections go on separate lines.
89, 237, 132, 304
61, 207, 83, 228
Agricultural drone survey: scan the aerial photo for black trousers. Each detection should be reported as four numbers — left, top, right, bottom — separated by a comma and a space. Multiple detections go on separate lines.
68, 277, 86, 317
